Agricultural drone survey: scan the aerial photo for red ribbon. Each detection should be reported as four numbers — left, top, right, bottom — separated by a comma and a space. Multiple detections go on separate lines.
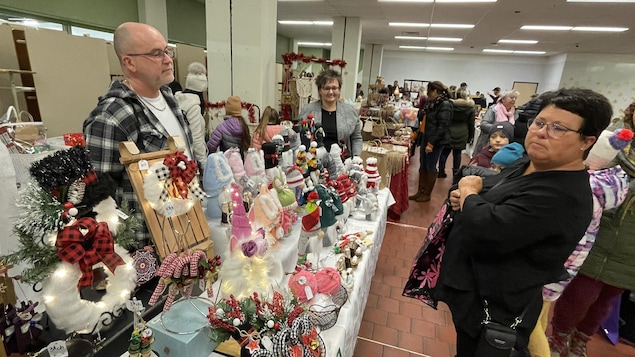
163, 152, 199, 199
55, 217, 125, 288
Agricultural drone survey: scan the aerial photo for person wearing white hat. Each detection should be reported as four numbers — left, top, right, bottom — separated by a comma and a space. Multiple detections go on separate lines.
175, 62, 209, 170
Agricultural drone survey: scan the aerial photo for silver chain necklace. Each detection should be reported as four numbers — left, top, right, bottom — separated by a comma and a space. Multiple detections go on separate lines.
124, 79, 167, 111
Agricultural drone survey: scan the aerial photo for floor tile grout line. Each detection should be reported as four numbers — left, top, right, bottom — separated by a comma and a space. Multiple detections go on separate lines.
387, 221, 427, 230
356, 336, 431, 357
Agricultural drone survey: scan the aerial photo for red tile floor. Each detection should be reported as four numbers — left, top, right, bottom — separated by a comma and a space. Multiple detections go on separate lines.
352, 153, 635, 357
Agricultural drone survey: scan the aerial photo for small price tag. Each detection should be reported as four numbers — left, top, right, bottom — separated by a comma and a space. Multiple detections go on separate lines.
138, 160, 149, 170
115, 209, 129, 220
164, 201, 176, 217
261, 336, 273, 351
198, 278, 206, 292
47, 341, 69, 357
304, 286, 314, 301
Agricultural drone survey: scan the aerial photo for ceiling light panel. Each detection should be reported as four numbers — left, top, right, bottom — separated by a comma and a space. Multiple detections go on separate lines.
389, 22, 430, 27
399, 45, 454, 50
573, 26, 628, 32
297, 42, 332, 46
498, 39, 538, 44
567, 0, 635, 3
521, 25, 573, 31
483, 49, 546, 55
395, 36, 462, 41
278, 20, 333, 25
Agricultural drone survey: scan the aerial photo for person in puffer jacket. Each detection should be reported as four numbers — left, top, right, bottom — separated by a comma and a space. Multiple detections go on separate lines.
207, 95, 251, 156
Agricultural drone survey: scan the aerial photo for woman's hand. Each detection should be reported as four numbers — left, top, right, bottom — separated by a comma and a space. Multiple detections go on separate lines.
456, 175, 483, 209
449, 189, 461, 211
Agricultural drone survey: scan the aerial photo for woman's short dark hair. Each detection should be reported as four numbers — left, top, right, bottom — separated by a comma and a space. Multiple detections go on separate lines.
427, 81, 449, 98
538, 88, 612, 138
315, 69, 342, 90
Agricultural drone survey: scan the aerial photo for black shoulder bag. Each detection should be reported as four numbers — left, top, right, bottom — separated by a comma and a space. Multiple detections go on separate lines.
475, 299, 532, 356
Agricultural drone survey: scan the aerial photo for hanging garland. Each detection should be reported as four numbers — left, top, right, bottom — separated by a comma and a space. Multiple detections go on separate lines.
205, 100, 257, 123
281, 52, 347, 68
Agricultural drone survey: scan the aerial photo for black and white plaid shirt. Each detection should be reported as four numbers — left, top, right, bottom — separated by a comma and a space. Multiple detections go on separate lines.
83, 80, 194, 247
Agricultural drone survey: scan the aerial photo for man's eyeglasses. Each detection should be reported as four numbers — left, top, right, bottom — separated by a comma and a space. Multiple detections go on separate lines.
527, 118, 583, 139
321, 86, 340, 92
126, 48, 174, 60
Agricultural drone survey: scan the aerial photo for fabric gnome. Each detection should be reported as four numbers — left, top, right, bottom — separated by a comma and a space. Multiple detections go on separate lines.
225, 147, 248, 186
203, 152, 234, 221
248, 183, 283, 245
585, 128, 634, 170
229, 182, 252, 241
272, 173, 298, 236
243, 147, 268, 192
296, 145, 309, 177
285, 165, 305, 203
315, 184, 343, 247
298, 191, 324, 267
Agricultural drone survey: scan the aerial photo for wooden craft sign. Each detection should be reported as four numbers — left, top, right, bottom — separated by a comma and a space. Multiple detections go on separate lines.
119, 136, 213, 260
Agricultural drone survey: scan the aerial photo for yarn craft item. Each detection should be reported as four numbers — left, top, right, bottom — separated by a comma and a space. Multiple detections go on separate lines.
244, 148, 268, 189
296, 145, 309, 176
225, 147, 246, 182
287, 269, 318, 303
586, 128, 634, 170
143, 152, 206, 217
248, 184, 284, 244
365, 157, 381, 189
131, 247, 158, 285
203, 152, 234, 219
229, 183, 252, 240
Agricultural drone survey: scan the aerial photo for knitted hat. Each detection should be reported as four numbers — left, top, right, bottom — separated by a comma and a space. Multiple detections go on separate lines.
229, 183, 252, 240
185, 62, 208, 92
296, 145, 308, 176
288, 269, 318, 303
586, 128, 634, 170
315, 267, 342, 295
225, 96, 242, 117
307, 141, 318, 171
491, 142, 525, 167
225, 147, 246, 181
247, 184, 280, 229
489, 121, 514, 141
244, 148, 265, 176
286, 166, 305, 188
302, 193, 321, 235
273, 175, 298, 211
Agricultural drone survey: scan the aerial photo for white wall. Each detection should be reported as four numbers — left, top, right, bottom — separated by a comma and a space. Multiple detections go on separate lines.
380, 50, 548, 101
559, 53, 635, 118
540, 54, 568, 93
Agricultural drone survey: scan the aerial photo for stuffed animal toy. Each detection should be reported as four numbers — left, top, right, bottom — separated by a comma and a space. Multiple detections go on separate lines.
203, 152, 234, 220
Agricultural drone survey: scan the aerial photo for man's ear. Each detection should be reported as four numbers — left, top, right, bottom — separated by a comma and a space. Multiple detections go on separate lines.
121, 56, 136, 72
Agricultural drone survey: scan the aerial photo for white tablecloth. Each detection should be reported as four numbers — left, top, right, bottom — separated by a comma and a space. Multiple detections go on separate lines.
119, 189, 392, 357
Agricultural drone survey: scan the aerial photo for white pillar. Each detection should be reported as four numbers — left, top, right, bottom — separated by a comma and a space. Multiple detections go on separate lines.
206, 0, 277, 111
362, 44, 384, 95
137, 0, 168, 38
331, 17, 362, 101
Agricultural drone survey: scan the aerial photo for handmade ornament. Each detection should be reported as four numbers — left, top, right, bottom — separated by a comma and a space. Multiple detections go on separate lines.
131, 246, 158, 286
263, 142, 280, 184
225, 147, 247, 183
143, 152, 206, 217
285, 165, 305, 203
248, 184, 284, 244
586, 128, 634, 170
203, 152, 234, 219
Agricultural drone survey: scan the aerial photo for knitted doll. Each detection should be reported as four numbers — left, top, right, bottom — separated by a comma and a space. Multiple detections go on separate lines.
262, 141, 280, 184
296, 145, 309, 177
272, 174, 299, 236
243, 147, 268, 192
248, 183, 283, 245
315, 184, 343, 247
365, 157, 381, 192
298, 191, 323, 267
285, 165, 305, 203
327, 143, 346, 177
225, 147, 247, 184
203, 152, 234, 220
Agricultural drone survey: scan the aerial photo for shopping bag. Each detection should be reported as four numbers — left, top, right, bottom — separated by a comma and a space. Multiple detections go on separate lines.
402, 200, 454, 309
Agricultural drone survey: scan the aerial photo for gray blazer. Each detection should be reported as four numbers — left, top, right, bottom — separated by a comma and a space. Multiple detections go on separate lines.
297, 100, 363, 157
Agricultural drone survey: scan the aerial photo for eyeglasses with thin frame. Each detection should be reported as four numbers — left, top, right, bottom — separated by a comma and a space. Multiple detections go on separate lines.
527, 117, 583, 139
125, 47, 174, 60
321, 86, 340, 92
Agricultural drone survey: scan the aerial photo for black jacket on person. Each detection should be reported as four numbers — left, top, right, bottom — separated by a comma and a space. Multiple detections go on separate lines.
423, 98, 453, 148
515, 97, 542, 146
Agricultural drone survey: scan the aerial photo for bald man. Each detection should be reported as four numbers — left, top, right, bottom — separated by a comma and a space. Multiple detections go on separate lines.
83, 22, 195, 247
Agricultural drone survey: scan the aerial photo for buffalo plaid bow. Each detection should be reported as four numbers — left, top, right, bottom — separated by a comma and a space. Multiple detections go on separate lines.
163, 152, 199, 199
55, 217, 125, 288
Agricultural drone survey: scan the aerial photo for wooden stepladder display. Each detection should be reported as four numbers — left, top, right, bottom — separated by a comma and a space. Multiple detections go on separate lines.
119, 136, 213, 260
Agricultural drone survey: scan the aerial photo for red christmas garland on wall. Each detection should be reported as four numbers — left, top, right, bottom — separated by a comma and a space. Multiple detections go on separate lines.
281, 52, 347, 68
205, 101, 257, 123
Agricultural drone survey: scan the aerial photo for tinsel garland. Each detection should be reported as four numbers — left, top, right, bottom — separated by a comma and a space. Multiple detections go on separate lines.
29, 146, 92, 193
281, 52, 347, 68
205, 101, 257, 123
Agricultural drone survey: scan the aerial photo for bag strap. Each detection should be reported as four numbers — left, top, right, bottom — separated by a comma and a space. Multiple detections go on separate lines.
3, 106, 18, 124
18, 111, 34, 123
482, 295, 538, 329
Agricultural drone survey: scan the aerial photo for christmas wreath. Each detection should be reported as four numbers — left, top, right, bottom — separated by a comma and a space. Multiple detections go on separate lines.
205, 100, 258, 123
2, 146, 141, 333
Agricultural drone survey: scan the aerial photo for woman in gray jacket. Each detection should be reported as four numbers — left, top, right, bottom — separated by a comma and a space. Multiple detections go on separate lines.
297, 69, 362, 158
